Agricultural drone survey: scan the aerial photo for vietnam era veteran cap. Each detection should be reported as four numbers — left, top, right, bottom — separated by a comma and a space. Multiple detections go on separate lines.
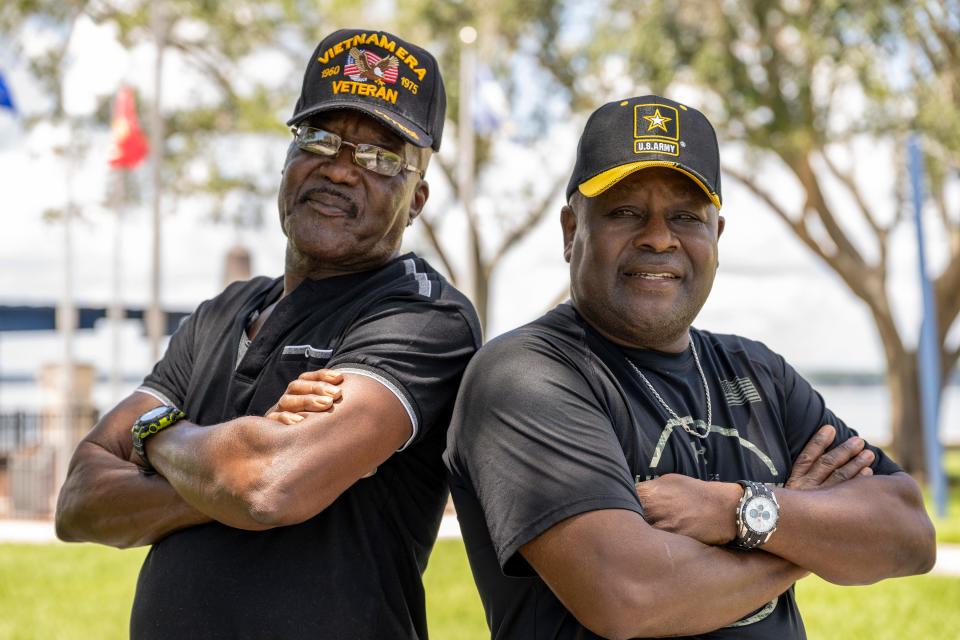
566, 95, 722, 209
288, 28, 446, 151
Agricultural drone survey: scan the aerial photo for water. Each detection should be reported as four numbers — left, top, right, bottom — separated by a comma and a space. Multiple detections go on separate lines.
0, 380, 958, 446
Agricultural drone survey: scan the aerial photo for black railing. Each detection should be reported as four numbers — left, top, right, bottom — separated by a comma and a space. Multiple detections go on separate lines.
0, 410, 97, 519
0, 412, 43, 454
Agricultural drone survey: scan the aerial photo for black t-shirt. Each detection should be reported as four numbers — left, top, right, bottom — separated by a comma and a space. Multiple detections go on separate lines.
131, 254, 481, 640
445, 303, 900, 640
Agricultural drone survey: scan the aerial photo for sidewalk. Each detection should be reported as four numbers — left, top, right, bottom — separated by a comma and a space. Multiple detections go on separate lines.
4, 518, 960, 577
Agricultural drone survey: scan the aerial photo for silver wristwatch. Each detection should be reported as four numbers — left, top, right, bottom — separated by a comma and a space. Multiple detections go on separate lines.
733, 480, 780, 549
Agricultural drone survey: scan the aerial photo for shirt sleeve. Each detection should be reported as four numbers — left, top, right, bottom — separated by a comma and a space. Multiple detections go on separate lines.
446, 332, 644, 575
326, 296, 479, 449
777, 352, 902, 475
138, 307, 202, 410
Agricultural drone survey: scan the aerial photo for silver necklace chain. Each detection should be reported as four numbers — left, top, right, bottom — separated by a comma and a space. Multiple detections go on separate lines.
626, 334, 712, 439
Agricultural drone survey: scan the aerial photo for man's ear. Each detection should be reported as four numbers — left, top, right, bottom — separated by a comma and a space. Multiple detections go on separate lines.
407, 180, 429, 225
717, 214, 725, 240
560, 204, 576, 264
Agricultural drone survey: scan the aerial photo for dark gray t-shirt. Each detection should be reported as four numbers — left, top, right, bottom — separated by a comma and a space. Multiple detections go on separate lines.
445, 303, 900, 640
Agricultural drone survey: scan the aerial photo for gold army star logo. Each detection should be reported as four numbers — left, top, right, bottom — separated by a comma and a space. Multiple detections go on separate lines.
633, 103, 680, 156
643, 108, 672, 133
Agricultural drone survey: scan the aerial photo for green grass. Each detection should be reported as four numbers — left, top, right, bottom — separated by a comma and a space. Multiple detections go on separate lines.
0, 543, 146, 640
797, 574, 960, 639
928, 448, 960, 544
0, 539, 958, 639
424, 539, 488, 639
0, 541, 487, 640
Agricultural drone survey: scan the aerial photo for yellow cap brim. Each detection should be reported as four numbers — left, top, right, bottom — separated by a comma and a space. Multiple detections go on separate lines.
578, 161, 721, 210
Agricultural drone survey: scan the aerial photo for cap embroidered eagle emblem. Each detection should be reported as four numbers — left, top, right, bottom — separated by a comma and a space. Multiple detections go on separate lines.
643, 108, 672, 133
348, 47, 400, 85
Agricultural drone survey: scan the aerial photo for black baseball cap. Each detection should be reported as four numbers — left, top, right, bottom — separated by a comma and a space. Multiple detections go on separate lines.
566, 95, 722, 209
288, 28, 446, 151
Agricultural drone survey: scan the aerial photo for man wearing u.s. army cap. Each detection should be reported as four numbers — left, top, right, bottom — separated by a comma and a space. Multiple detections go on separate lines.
446, 94, 934, 639
567, 95, 721, 208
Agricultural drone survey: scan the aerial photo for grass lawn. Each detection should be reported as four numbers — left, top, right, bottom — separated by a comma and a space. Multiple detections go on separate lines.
1, 539, 959, 639
930, 448, 960, 543
1, 451, 956, 638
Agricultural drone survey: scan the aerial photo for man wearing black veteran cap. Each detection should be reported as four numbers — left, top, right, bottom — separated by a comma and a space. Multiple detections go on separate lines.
56, 29, 480, 639
445, 95, 934, 639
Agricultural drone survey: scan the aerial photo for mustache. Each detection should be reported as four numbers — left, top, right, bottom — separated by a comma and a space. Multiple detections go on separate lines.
299, 185, 359, 218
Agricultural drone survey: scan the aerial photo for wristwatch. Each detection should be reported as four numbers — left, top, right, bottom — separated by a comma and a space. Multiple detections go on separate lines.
132, 405, 185, 473
732, 480, 780, 549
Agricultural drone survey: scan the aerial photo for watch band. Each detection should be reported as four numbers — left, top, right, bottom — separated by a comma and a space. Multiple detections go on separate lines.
733, 480, 780, 549
132, 406, 185, 473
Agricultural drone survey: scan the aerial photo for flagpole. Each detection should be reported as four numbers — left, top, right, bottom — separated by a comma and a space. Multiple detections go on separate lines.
147, 2, 166, 360
55, 142, 78, 507
908, 135, 947, 517
458, 26, 477, 303
109, 172, 125, 402
107, 85, 149, 400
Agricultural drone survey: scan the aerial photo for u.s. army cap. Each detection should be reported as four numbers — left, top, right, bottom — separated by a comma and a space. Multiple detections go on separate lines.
288, 28, 446, 151
566, 95, 722, 209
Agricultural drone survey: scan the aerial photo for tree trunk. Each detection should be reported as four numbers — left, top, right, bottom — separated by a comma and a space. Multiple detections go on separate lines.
886, 349, 926, 477
473, 263, 489, 335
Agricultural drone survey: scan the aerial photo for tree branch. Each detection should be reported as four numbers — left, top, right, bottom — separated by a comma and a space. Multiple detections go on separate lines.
435, 156, 460, 202
489, 172, 566, 270
167, 38, 239, 105
935, 251, 960, 348
819, 149, 888, 268
723, 165, 824, 260
932, 182, 954, 235
788, 153, 870, 273
416, 213, 458, 285
920, 2, 959, 69
944, 343, 960, 384
819, 150, 887, 237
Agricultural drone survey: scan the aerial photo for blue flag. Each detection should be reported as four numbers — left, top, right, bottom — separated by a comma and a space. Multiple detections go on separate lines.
0, 71, 17, 113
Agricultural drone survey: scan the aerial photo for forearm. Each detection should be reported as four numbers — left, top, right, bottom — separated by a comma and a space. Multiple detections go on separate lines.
523, 509, 807, 640
55, 441, 211, 548
606, 527, 805, 638
147, 417, 289, 530
765, 473, 936, 584
147, 373, 411, 530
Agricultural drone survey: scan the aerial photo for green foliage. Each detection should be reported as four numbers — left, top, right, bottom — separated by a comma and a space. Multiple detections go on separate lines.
584, 0, 960, 472
0, 0, 371, 228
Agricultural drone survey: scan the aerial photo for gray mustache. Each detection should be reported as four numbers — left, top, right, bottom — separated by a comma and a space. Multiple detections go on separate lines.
300, 185, 359, 218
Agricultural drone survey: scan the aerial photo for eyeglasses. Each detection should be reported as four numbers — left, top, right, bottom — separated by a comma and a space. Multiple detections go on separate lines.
291, 126, 423, 178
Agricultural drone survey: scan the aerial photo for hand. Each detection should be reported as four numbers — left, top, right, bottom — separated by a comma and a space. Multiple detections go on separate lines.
785, 425, 874, 491
635, 474, 742, 546
265, 369, 376, 477
265, 369, 344, 425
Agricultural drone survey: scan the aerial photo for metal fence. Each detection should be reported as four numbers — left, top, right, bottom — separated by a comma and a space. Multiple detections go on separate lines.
0, 410, 97, 519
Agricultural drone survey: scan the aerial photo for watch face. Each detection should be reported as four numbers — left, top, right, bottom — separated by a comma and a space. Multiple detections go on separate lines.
140, 406, 171, 423
745, 496, 778, 533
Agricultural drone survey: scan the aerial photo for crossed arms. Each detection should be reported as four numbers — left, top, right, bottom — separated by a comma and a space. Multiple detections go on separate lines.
520, 428, 936, 639
55, 370, 409, 547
